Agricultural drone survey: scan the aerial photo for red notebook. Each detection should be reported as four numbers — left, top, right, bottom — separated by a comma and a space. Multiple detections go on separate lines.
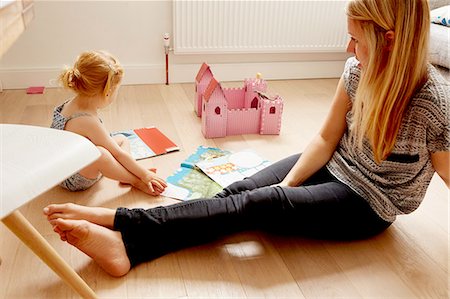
111, 126, 179, 160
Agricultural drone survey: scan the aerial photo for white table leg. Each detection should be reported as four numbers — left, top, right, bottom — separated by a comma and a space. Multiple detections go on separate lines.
2, 210, 98, 299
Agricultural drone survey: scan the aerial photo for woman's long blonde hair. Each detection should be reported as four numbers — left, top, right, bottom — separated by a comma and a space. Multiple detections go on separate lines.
60, 50, 123, 98
347, 0, 429, 163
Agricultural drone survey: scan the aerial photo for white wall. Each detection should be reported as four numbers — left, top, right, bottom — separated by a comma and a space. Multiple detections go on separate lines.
0, 0, 350, 89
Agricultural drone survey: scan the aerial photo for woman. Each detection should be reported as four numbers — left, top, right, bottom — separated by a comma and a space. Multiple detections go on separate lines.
44, 0, 449, 277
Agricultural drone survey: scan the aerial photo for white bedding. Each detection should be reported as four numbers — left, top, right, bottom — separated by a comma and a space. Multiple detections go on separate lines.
429, 23, 450, 69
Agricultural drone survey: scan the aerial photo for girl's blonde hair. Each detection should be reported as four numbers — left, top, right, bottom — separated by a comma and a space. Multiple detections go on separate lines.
347, 0, 429, 163
60, 50, 124, 98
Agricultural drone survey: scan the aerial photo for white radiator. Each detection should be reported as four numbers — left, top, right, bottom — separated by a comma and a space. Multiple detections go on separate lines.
173, 0, 349, 54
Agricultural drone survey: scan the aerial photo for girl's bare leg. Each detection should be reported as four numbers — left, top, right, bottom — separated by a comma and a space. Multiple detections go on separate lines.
43, 203, 116, 229
51, 218, 131, 277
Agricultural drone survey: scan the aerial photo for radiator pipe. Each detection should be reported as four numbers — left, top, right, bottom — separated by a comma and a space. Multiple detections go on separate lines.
163, 33, 171, 85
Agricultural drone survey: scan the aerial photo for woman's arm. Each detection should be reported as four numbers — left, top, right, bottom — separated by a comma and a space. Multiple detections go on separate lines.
431, 151, 450, 188
280, 75, 351, 187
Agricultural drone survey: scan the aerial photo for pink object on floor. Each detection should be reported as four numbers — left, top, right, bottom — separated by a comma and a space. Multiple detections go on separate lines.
26, 86, 45, 94
195, 63, 283, 138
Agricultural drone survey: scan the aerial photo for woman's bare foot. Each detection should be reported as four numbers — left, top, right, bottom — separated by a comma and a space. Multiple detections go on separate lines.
52, 218, 131, 277
43, 203, 115, 229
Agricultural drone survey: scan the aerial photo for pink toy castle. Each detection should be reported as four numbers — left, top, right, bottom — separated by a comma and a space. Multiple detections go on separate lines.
195, 63, 283, 139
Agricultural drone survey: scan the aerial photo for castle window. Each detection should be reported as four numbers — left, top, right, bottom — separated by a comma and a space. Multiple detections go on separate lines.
203, 103, 205, 111
215, 106, 221, 115
270, 106, 276, 114
251, 97, 258, 108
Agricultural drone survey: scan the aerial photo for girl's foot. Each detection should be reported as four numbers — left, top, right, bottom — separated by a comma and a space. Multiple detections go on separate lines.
119, 168, 156, 186
52, 218, 131, 277
43, 203, 115, 229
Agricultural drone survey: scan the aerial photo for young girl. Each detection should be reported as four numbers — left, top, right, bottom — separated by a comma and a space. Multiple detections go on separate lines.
50, 50, 166, 196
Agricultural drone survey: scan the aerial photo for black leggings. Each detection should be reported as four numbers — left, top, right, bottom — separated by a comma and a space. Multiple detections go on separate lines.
114, 154, 392, 267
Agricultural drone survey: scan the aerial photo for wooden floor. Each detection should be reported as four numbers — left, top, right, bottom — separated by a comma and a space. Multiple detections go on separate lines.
0, 79, 448, 298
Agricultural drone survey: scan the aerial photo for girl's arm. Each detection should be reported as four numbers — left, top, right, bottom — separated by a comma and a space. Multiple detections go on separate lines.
280, 75, 350, 187
66, 117, 166, 192
431, 151, 450, 188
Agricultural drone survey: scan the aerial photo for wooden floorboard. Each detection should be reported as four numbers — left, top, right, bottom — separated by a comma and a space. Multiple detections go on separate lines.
0, 79, 448, 298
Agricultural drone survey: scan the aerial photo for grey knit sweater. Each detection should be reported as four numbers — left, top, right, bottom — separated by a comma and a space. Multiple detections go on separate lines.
327, 57, 450, 222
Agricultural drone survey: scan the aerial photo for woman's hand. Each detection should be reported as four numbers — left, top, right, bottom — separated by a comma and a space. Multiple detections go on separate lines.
271, 180, 290, 188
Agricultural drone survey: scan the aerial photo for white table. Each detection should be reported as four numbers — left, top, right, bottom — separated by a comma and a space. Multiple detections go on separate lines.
1, 124, 101, 299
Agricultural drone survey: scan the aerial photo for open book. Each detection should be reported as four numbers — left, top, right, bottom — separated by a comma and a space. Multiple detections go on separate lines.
111, 126, 179, 160
162, 147, 271, 200
196, 149, 271, 188
162, 146, 231, 201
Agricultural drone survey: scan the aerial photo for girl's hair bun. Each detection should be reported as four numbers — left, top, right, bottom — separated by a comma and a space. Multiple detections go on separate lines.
59, 51, 123, 97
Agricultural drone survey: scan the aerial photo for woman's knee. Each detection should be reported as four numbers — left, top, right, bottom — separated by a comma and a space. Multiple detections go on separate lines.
250, 153, 301, 185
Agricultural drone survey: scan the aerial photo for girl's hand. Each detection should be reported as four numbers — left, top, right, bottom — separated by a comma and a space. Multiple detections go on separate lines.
143, 171, 167, 195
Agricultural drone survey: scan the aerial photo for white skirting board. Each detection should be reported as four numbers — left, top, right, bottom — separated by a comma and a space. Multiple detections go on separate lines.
0, 60, 346, 90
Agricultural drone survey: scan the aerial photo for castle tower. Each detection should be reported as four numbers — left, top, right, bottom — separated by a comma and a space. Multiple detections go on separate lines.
244, 73, 267, 109
259, 95, 283, 135
195, 63, 214, 117
201, 78, 228, 138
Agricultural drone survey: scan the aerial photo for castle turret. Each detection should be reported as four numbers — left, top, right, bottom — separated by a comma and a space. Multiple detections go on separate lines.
244, 73, 267, 109
195, 63, 214, 117
259, 95, 283, 135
